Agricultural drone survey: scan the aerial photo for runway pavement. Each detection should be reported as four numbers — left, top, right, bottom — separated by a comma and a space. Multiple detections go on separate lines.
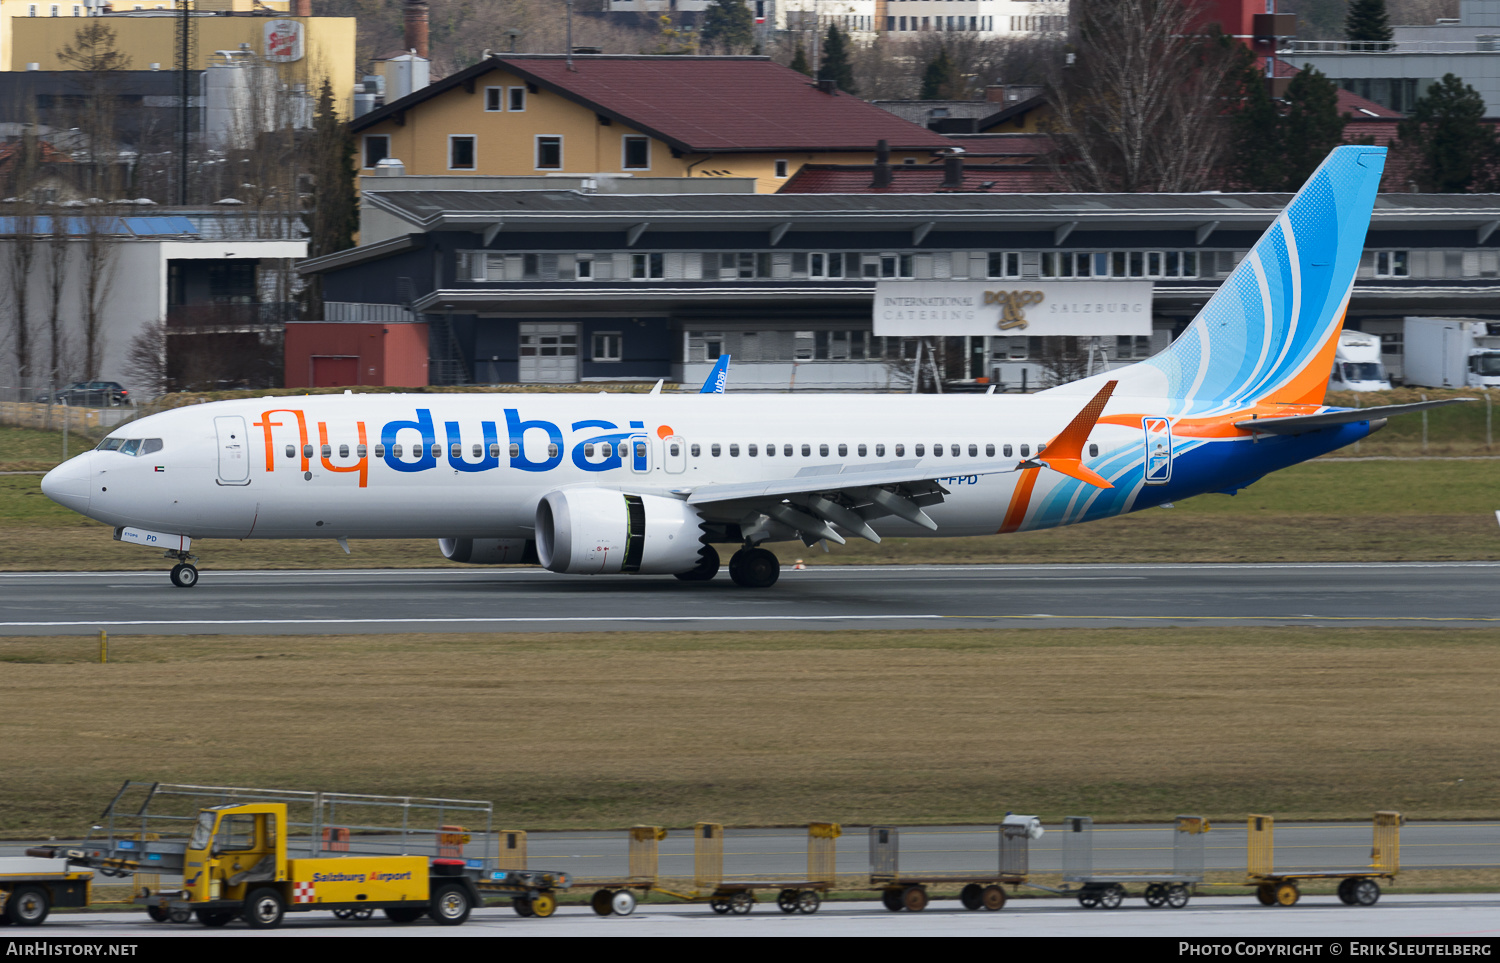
1, 562, 1498, 635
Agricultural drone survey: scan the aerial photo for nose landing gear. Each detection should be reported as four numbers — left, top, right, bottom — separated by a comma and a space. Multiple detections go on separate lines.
165, 549, 199, 588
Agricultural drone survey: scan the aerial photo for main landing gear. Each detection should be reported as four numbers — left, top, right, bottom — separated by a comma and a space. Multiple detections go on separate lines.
727, 546, 779, 588
165, 549, 199, 588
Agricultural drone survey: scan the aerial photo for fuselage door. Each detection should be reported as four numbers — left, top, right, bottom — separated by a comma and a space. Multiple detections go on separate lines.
663, 435, 686, 474
215, 415, 251, 485
629, 433, 652, 473
1142, 416, 1172, 485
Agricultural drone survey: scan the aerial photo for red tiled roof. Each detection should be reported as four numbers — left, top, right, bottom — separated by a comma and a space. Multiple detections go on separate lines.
353, 55, 953, 154
779, 164, 1062, 194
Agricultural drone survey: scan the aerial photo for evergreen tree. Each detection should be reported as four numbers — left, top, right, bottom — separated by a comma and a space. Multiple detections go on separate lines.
1227, 52, 1284, 190
920, 48, 961, 100
304, 79, 357, 317
1398, 74, 1498, 192
1280, 65, 1346, 189
789, 42, 810, 76
818, 24, 857, 96
699, 0, 755, 54
1345, 0, 1393, 50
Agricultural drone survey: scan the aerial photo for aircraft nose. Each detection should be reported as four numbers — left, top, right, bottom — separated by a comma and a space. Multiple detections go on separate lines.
41, 453, 92, 515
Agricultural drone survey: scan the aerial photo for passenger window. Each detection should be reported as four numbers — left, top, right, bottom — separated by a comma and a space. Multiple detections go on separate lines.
356, 445, 367, 458
784, 444, 793, 457
303, 444, 314, 459
819, 444, 829, 457
322, 444, 332, 458
875, 444, 885, 457
895, 444, 905, 457
1003, 444, 1012, 457
509, 443, 521, 458
340, 445, 350, 458
801, 444, 811, 456
729, 444, 740, 457
765, 444, 775, 457
747, 444, 757, 456
489, 443, 500, 458
584, 443, 595, 458
915, 444, 925, 456
932, 444, 942, 457
471, 444, 482, 458
141, 439, 163, 455
985, 444, 994, 457
448, 444, 460, 458
968, 444, 978, 457
548, 444, 559, 458
691, 444, 701, 457
711, 444, 721, 457
669, 443, 680, 456
1038, 443, 1046, 453
374, 444, 385, 458
618, 442, 629, 458
1020, 444, 1030, 457
857, 444, 866, 457
838, 444, 848, 457
431, 444, 443, 458
1089, 443, 1099, 457
392, 444, 403, 458
632, 442, 644, 458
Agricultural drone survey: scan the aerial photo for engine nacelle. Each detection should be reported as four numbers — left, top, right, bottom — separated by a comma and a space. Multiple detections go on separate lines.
535, 489, 706, 575
438, 538, 538, 564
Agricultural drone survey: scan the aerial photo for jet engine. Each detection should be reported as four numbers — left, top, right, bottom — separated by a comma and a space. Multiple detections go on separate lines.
535, 489, 706, 575
438, 538, 538, 564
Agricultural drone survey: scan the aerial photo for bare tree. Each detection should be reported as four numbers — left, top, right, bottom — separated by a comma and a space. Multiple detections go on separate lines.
124, 318, 168, 398
41, 207, 72, 396
1045, 0, 1243, 192
4, 189, 39, 398
78, 207, 118, 381
57, 20, 131, 199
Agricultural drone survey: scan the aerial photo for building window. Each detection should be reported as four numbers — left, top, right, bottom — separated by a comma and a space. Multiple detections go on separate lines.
362, 135, 389, 169
592, 332, 622, 362
484, 87, 504, 111
508, 87, 526, 111
631, 252, 664, 279
1375, 251, 1409, 278
775, 159, 789, 178
536, 136, 562, 170
449, 135, 476, 170
622, 135, 650, 170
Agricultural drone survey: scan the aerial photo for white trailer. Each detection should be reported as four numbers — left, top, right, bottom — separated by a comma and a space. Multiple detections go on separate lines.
1402, 317, 1500, 389
1329, 330, 1391, 392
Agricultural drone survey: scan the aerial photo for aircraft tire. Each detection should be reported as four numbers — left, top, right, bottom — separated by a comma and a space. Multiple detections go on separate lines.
730, 548, 779, 588
170, 564, 198, 588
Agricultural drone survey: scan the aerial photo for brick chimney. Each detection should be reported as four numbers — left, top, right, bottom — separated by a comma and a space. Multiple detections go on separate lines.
941, 154, 964, 189
404, 0, 430, 60
290, 0, 311, 15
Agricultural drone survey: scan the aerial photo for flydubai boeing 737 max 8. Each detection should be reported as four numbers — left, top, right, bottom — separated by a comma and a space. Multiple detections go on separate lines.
40, 146, 1463, 588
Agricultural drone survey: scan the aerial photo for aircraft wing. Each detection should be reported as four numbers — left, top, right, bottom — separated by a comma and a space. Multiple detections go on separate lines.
1234, 398, 1473, 435
682, 381, 1119, 546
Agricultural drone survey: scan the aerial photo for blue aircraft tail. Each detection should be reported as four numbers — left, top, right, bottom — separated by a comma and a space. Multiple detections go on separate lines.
700, 354, 730, 394
1044, 146, 1386, 415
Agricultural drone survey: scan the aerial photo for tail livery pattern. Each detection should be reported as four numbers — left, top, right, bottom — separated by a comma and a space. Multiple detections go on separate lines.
1047, 146, 1386, 414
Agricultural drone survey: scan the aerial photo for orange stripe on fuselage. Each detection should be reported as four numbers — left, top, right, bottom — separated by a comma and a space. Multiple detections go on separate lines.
999, 467, 1041, 534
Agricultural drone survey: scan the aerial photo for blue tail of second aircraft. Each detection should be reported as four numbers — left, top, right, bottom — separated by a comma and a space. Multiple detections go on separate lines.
1045, 146, 1387, 415
700, 354, 730, 394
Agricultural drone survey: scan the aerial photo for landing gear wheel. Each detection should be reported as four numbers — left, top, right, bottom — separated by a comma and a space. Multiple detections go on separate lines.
981, 885, 1007, 911
1099, 883, 1126, 910
529, 892, 557, 918
776, 889, 799, 914
170, 564, 198, 588
196, 909, 235, 927
710, 899, 731, 915
1145, 883, 1167, 908
674, 547, 720, 582
1166, 884, 1190, 909
428, 883, 473, 925
611, 890, 637, 916
1275, 883, 1300, 906
960, 883, 983, 910
901, 886, 928, 912
796, 890, 820, 914
729, 548, 779, 588
729, 891, 754, 915
1351, 878, 1381, 906
4, 887, 48, 927
242, 887, 285, 929
881, 890, 904, 912
591, 890, 615, 917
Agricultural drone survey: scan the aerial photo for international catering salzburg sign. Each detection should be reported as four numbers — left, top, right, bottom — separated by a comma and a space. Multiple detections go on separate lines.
873, 280, 1153, 337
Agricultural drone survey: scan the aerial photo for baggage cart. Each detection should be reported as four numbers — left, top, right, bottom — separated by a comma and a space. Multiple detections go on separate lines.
653, 822, 840, 915
1244, 811, 1401, 907
574, 825, 665, 917
868, 814, 1042, 912
1059, 815, 1210, 909
0, 858, 94, 926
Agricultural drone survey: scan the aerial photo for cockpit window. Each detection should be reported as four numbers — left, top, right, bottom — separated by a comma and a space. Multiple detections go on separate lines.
96, 438, 164, 456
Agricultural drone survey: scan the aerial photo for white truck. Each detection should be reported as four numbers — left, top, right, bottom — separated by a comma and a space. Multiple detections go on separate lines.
1328, 330, 1391, 391
1402, 317, 1500, 389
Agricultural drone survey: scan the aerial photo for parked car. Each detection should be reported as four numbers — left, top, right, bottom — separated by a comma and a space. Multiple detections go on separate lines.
35, 382, 131, 407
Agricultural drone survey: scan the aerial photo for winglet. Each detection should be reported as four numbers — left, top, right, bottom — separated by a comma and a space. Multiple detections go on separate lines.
1036, 379, 1117, 489
700, 354, 730, 394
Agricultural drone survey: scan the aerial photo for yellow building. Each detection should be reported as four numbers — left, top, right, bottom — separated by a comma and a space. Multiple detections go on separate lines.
4, 3, 355, 116
351, 55, 954, 193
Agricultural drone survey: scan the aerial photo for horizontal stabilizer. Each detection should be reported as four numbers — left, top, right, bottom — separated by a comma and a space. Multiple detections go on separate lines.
1235, 398, 1474, 435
